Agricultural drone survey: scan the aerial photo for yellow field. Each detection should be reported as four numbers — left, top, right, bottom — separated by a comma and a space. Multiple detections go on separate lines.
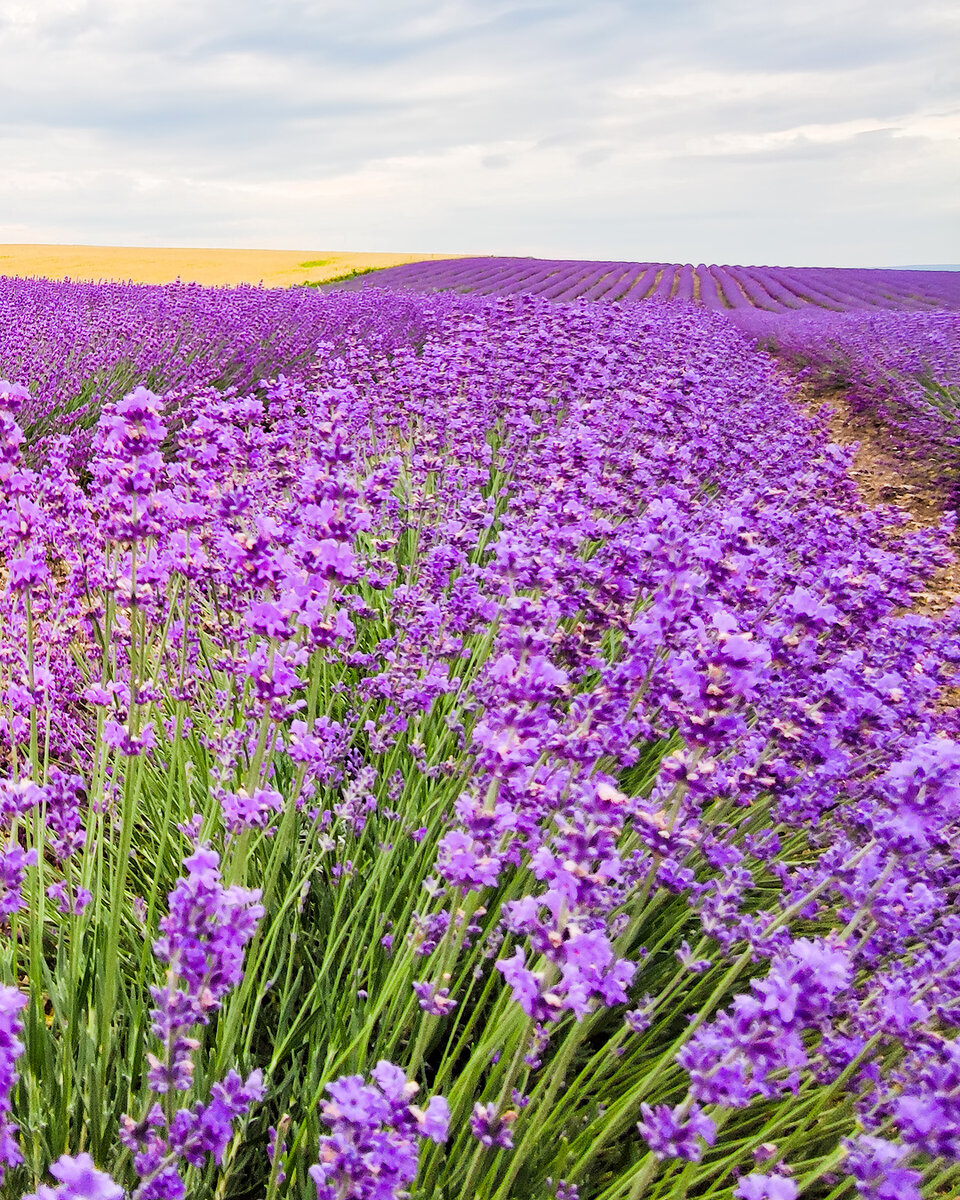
0, 245, 458, 288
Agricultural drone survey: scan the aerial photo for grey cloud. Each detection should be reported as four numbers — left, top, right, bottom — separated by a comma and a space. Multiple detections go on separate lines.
0, 0, 956, 264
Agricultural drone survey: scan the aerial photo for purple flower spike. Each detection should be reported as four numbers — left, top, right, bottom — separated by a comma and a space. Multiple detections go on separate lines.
734, 1175, 798, 1200
0, 985, 26, 1180
115, 849, 266, 1199
150, 846, 264, 1047
24, 1152, 124, 1200
843, 1135, 922, 1199
470, 1102, 517, 1150
412, 979, 457, 1016
310, 1061, 449, 1198
637, 1101, 715, 1162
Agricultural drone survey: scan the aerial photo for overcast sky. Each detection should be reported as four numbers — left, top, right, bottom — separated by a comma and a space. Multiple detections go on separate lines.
0, 0, 957, 266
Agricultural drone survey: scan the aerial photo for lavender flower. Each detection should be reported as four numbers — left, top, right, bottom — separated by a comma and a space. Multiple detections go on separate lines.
843, 1135, 922, 1200
0, 986, 26, 1178
470, 1102, 517, 1150
412, 979, 457, 1016
23, 1153, 124, 1200
0, 269, 957, 1200
637, 1101, 716, 1162
150, 846, 264, 1063
120, 1070, 264, 1199
310, 1061, 449, 1199
114, 849, 266, 1198
734, 1175, 798, 1200
0, 844, 37, 917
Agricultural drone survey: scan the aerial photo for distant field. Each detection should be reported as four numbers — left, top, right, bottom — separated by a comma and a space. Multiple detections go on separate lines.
339, 255, 960, 311
0, 244, 455, 287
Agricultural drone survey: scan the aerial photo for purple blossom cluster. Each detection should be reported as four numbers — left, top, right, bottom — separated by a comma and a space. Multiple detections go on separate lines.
0, 276, 443, 472
0, 987, 26, 1182
121, 848, 265, 1199
310, 1061, 449, 1199
24, 1154, 124, 1200
147, 847, 263, 1092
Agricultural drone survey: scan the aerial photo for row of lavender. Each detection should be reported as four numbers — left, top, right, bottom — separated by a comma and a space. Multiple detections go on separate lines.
0, 281, 958, 1200
339, 259, 960, 482
0, 275, 435, 470
338, 256, 960, 313
731, 307, 960, 472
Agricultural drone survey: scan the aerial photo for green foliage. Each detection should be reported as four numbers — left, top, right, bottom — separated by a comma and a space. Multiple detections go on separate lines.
296, 266, 387, 289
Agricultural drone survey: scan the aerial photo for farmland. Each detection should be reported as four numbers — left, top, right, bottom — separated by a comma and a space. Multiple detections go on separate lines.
0, 264, 957, 1200
0, 245, 455, 289
341, 256, 960, 311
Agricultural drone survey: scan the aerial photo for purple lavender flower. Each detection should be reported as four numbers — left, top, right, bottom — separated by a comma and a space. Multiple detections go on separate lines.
310, 1061, 449, 1199
115, 850, 266, 1197
268, 1117, 290, 1188
734, 1175, 798, 1200
91, 387, 168, 543
150, 846, 264, 1052
0, 986, 26, 1179
0, 271, 959, 1200
637, 1101, 716, 1162
470, 1102, 517, 1150
676, 940, 712, 973
625, 998, 654, 1033
0, 845, 37, 917
217, 786, 283, 835
878, 735, 960, 850
843, 1135, 922, 1200
436, 829, 502, 890
412, 980, 457, 1016
120, 1070, 264, 1200
46, 881, 92, 915
23, 1153, 124, 1200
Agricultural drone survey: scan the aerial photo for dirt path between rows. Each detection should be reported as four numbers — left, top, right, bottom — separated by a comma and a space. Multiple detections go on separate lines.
800, 383, 960, 619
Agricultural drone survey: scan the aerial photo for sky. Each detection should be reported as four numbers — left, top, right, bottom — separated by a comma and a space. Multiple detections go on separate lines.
0, 0, 957, 266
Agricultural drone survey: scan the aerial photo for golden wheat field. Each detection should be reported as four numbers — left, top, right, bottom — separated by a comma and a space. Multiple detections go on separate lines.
0, 244, 456, 288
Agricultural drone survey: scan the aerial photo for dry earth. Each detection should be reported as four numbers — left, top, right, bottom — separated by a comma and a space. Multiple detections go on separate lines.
801, 384, 960, 618
0, 244, 457, 288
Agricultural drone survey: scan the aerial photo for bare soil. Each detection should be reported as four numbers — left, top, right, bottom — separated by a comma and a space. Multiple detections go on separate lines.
800, 384, 960, 618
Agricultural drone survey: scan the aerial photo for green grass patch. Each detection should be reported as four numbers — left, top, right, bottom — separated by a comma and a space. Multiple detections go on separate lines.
297, 265, 388, 289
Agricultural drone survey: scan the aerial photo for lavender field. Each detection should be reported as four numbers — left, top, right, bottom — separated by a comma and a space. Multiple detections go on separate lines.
339, 257, 960, 312
0, 269, 958, 1200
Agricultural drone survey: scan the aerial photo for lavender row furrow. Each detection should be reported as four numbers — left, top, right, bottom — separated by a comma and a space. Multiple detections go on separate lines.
580, 264, 636, 302
743, 267, 807, 310
725, 267, 789, 312
618, 263, 662, 303
709, 265, 753, 310
606, 262, 655, 301
761, 268, 850, 311
695, 264, 725, 310
674, 263, 695, 303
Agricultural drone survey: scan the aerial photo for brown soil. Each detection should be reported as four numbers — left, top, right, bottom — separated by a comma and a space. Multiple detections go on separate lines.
800, 384, 960, 618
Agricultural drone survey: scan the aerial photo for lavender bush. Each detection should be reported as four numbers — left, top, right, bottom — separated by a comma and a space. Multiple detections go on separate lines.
0, 278, 958, 1199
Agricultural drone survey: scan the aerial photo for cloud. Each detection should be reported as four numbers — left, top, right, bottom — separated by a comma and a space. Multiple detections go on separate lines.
0, 0, 955, 264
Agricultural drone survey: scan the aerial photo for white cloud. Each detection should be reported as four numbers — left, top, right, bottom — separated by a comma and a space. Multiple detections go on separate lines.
0, 0, 955, 264
683, 111, 960, 157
